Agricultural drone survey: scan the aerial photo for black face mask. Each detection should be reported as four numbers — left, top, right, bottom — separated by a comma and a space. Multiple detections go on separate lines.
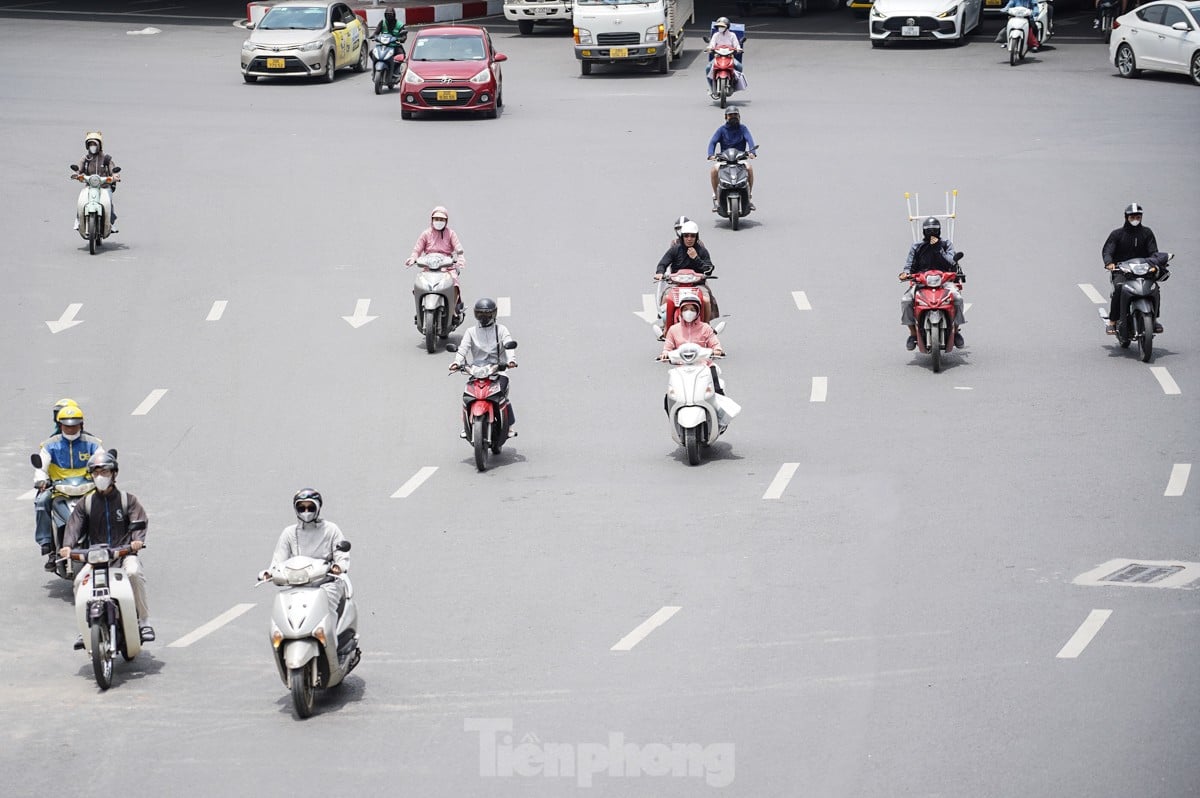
725, 120, 738, 128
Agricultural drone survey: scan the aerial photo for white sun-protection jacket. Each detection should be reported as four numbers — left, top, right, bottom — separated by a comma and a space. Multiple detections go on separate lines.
453, 323, 516, 369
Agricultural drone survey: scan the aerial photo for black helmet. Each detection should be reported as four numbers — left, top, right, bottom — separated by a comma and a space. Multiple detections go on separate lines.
921, 217, 941, 239
474, 298, 498, 327
1123, 202, 1145, 218
293, 488, 322, 522
87, 449, 119, 474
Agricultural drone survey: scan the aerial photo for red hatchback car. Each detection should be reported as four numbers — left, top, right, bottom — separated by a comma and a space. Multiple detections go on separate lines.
400, 25, 507, 119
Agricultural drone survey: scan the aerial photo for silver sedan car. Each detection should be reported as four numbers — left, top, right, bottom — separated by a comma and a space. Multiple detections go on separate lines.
241, 1, 369, 84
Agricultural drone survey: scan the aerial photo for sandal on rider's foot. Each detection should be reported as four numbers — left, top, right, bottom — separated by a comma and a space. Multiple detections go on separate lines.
954, 332, 965, 348
139, 625, 155, 643
1105, 322, 1117, 335
1153, 322, 1163, 334
73, 635, 84, 651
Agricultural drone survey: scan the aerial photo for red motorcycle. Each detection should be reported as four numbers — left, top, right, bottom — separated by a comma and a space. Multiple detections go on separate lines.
709, 46, 739, 108
904, 268, 962, 373
448, 341, 518, 471
653, 269, 723, 339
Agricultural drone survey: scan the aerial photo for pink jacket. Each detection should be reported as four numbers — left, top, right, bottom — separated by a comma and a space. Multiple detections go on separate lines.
661, 319, 722, 357
409, 226, 466, 268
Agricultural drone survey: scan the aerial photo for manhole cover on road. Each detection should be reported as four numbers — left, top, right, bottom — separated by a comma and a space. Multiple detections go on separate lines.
1074, 559, 1200, 590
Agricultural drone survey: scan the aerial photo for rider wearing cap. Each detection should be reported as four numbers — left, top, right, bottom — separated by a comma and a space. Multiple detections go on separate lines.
1103, 203, 1163, 335
707, 108, 756, 211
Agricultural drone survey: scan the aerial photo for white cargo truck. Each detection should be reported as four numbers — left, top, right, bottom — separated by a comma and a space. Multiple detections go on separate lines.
573, 0, 694, 75
504, 0, 574, 35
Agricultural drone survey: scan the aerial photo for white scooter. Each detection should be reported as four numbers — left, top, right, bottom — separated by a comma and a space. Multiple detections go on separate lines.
65, 528, 146, 690
1005, 6, 1032, 66
69, 163, 120, 255
1034, 0, 1052, 44
660, 343, 740, 466
258, 541, 360, 719
412, 252, 464, 354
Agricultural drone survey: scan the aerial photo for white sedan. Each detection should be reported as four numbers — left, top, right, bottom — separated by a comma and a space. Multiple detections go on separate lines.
1109, 0, 1200, 85
870, 0, 984, 46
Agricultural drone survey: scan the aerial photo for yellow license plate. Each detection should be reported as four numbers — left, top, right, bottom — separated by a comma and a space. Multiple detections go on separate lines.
266, 58, 285, 69
986, 0, 1001, 5
436, 89, 457, 101
610, 47, 629, 58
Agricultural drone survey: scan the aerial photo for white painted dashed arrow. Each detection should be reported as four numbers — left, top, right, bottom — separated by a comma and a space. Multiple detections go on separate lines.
46, 304, 84, 334
634, 294, 658, 323
342, 299, 378, 329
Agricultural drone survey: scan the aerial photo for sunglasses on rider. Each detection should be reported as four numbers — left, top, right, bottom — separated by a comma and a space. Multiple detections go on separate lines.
296, 502, 318, 513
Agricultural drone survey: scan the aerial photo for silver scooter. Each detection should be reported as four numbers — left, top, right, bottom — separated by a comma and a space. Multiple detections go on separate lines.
31, 453, 94, 581
661, 343, 740, 466
69, 163, 120, 255
412, 252, 464, 354
258, 541, 360, 719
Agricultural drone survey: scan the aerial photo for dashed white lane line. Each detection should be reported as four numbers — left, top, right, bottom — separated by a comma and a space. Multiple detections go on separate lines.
46, 303, 84, 334
131, 389, 168, 416
810, 377, 828, 402
17, 489, 36, 501
1056, 609, 1112, 659
391, 466, 438, 498
1078, 283, 1107, 305
953, 387, 973, 391
791, 291, 812, 311
167, 603, 255, 648
762, 463, 799, 500
206, 300, 228, 321
634, 294, 657, 323
1165, 464, 1191, 497
611, 606, 681, 651
1150, 367, 1181, 395
497, 297, 511, 317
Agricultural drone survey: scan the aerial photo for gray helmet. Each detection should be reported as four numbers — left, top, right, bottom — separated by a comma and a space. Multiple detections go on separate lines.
715, 16, 730, 28
1123, 203, 1145, 218
293, 488, 322, 521
474, 297, 498, 327
921, 217, 941, 239
87, 449, 118, 475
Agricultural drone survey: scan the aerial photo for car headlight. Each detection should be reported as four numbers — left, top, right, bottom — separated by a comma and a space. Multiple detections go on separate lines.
242, 39, 257, 52
299, 40, 323, 52
574, 27, 592, 45
404, 69, 425, 84
645, 24, 664, 42
871, 6, 886, 17
469, 67, 491, 84
937, 4, 959, 17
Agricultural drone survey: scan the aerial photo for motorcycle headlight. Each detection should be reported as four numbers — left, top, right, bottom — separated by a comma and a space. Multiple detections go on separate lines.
937, 5, 959, 18
404, 69, 425, 84
242, 39, 257, 52
299, 39, 323, 52
574, 27, 592, 45
469, 67, 491, 84
87, 548, 111, 565
646, 24, 664, 42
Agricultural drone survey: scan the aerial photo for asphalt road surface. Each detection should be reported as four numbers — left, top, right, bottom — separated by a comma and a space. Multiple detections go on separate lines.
1, 2, 1197, 796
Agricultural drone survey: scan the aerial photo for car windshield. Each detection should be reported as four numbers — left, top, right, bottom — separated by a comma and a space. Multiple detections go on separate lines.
258, 6, 326, 30
411, 34, 486, 61
1188, 3, 1200, 23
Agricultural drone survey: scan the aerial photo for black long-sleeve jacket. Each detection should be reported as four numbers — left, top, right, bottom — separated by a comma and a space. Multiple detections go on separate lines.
1102, 223, 1158, 265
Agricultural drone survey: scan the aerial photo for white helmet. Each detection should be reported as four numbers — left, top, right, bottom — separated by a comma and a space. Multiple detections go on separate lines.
673, 215, 691, 233
678, 221, 700, 237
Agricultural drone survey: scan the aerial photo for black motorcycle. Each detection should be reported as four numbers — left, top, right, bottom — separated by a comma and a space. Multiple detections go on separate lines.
371, 31, 407, 95
713, 145, 757, 231
1097, 0, 1119, 43
1107, 252, 1171, 363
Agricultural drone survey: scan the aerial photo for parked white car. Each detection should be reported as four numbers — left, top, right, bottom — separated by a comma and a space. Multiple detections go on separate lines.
1109, 0, 1200, 85
869, 0, 983, 46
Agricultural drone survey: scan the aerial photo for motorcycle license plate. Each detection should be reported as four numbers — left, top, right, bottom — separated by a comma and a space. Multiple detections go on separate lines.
610, 47, 629, 58
436, 89, 457, 101
266, 58, 286, 69
901, 25, 920, 36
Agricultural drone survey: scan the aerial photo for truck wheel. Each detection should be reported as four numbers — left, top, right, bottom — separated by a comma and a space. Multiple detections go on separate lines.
580, 60, 592, 76
657, 51, 669, 74
518, 20, 534, 34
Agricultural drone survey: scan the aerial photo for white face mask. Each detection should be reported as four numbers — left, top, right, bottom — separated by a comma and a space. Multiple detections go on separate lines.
93, 475, 113, 491
88, 144, 98, 154
681, 309, 699, 323
1128, 219, 1141, 227
432, 220, 447, 231
297, 511, 317, 523
62, 429, 81, 441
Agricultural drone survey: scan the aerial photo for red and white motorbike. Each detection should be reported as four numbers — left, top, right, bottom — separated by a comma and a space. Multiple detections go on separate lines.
653, 270, 724, 340
903, 265, 962, 373
447, 340, 518, 472
710, 46, 739, 108
661, 343, 739, 466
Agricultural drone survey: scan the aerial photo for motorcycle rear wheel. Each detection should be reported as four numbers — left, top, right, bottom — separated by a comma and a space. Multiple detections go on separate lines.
473, 417, 487, 471
930, 325, 943, 373
1138, 312, 1154, 363
289, 665, 314, 719
91, 623, 113, 690
684, 427, 702, 466
424, 309, 437, 354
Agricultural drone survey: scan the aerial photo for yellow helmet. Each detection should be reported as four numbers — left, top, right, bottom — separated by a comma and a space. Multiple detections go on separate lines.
56, 405, 85, 426
53, 398, 79, 422
84, 131, 103, 148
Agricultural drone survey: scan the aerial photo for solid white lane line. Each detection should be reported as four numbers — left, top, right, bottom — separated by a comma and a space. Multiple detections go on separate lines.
167, 603, 255, 648
391, 466, 438, 498
46, 303, 84, 334
611, 606, 681, 652
1078, 283, 1107, 305
131, 389, 168, 416
1056, 609, 1112, 659
1165, 464, 1191, 497
206, 300, 228, 321
497, 297, 511, 317
342, 298, 378, 328
634, 294, 657, 323
18, 489, 36, 501
762, 463, 800, 500
791, 291, 812, 311
1150, 367, 1181, 395
810, 377, 828, 402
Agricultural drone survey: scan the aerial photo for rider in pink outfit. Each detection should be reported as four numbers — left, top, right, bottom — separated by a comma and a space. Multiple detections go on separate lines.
407, 206, 465, 314
659, 296, 724, 359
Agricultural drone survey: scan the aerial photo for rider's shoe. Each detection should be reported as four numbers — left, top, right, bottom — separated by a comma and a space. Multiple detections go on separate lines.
73, 635, 84, 651
139, 624, 156, 643
906, 335, 918, 351
954, 332, 965, 348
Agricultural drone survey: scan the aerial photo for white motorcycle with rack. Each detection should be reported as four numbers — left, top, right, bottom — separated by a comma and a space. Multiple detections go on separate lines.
69, 163, 120, 254
412, 252, 464, 354
257, 542, 360, 719
65, 528, 146, 690
1005, 6, 1032, 66
660, 343, 740, 466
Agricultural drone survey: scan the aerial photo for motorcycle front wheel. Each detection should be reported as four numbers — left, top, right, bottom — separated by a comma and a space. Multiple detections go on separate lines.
88, 214, 99, 255
374, 71, 384, 95
289, 665, 314, 719
1010, 38, 1020, 66
473, 417, 487, 471
684, 427, 702, 466
717, 77, 729, 108
929, 325, 943, 373
91, 623, 113, 690
728, 195, 741, 231
1138, 312, 1154, 363
424, 309, 437, 353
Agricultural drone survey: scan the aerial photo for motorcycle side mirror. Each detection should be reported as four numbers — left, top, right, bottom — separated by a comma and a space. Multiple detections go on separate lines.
504, 340, 518, 350
108, 448, 119, 459
31, 453, 43, 469
129, 520, 147, 532
954, 252, 965, 262
445, 343, 458, 352
337, 540, 351, 552
69, 164, 79, 172
111, 166, 121, 173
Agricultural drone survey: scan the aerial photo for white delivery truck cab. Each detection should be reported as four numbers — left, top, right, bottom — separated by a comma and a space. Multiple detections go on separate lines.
504, 0, 574, 35
573, 0, 694, 75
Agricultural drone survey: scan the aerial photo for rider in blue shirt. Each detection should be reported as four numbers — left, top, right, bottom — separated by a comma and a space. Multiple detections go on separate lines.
997, 0, 1041, 50
707, 108, 756, 211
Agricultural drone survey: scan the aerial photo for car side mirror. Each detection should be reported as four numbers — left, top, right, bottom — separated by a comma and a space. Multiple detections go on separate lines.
1172, 21, 1190, 31
504, 340, 518, 350
337, 540, 351, 552
69, 164, 79, 172
494, 53, 507, 63
394, 53, 406, 62
31, 453, 43, 469
333, 20, 346, 30
954, 251, 965, 262
129, 520, 147, 532
111, 166, 121, 173
246, 22, 255, 30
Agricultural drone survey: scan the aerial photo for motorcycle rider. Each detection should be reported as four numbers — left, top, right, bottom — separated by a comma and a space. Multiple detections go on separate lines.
658, 295, 732, 427
34, 404, 103, 571
899, 217, 966, 351
407, 206, 466, 320
996, 0, 1040, 50
449, 298, 518, 435
1103, 203, 1162, 335
74, 131, 119, 233
60, 450, 153, 648
708, 108, 756, 212
373, 7, 406, 58
50, 397, 80, 435
705, 17, 744, 92
654, 221, 719, 336
259, 489, 350, 624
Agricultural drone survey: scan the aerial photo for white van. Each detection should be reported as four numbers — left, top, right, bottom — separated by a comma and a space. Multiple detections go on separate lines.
573, 0, 694, 75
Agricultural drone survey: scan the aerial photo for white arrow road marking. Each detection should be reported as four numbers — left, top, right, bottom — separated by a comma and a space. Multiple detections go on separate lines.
1078, 283, 1107, 304
1165, 464, 1191, 497
392, 466, 438, 498
762, 463, 799, 500
791, 291, 812, 311
342, 299, 378, 329
167, 603, 255, 648
810, 377, 828, 403
611, 606, 681, 651
497, 297, 511, 317
131, 389, 168, 416
634, 294, 658, 323
964, 302, 973, 313
206, 300, 228, 321
46, 303, 83, 334
17, 489, 36, 501
1150, 367, 1180, 395
1056, 609, 1112, 659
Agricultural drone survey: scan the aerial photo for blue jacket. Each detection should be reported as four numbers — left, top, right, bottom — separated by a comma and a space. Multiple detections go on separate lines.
1002, 0, 1037, 13
708, 124, 756, 157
